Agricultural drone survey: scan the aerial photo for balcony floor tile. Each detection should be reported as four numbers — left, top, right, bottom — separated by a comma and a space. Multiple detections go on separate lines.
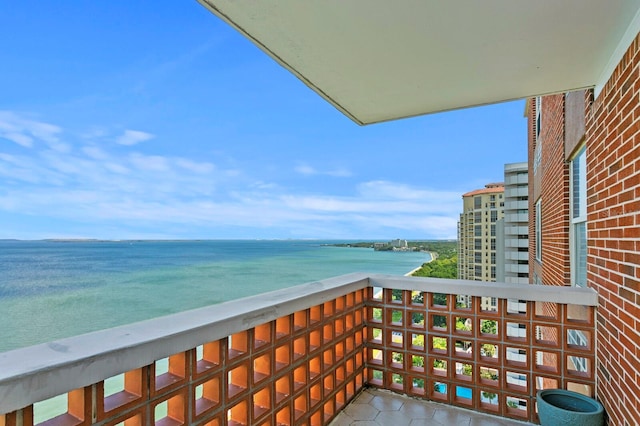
330, 388, 534, 426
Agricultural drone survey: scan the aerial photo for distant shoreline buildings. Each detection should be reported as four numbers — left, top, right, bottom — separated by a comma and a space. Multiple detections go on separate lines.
373, 239, 410, 251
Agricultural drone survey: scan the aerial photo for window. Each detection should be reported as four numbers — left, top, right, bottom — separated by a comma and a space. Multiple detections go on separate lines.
491, 253, 496, 264
570, 146, 587, 287
490, 240, 496, 250
491, 267, 496, 279
534, 142, 542, 175
475, 253, 482, 263
490, 211, 498, 222
474, 266, 482, 277
474, 212, 482, 223
535, 96, 542, 139
533, 97, 543, 175
474, 196, 482, 209
475, 225, 482, 237
533, 272, 541, 285
535, 199, 542, 262
490, 224, 496, 237
475, 239, 482, 250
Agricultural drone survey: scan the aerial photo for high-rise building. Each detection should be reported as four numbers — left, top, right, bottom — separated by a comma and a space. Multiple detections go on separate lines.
457, 183, 504, 281
496, 163, 529, 284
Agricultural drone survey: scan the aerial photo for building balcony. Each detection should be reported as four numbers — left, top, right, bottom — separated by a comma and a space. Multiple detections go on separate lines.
0, 273, 597, 426
504, 200, 529, 211
504, 251, 529, 262
505, 238, 529, 249
505, 213, 529, 223
504, 186, 528, 198
505, 264, 530, 274
504, 175, 528, 187
504, 226, 528, 237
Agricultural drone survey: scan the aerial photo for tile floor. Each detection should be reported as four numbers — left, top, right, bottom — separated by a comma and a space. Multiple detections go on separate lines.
329, 388, 535, 426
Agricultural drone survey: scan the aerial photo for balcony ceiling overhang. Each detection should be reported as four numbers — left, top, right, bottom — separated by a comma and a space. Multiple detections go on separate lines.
198, 0, 640, 125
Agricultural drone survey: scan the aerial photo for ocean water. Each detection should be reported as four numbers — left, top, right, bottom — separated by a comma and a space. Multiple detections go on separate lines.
0, 240, 430, 353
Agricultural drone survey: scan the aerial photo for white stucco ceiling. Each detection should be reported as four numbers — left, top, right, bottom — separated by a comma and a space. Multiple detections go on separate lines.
198, 0, 640, 125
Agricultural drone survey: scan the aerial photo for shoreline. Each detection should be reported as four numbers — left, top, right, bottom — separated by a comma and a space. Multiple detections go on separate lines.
404, 251, 436, 276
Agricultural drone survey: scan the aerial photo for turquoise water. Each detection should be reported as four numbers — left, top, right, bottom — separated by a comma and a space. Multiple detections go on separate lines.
435, 383, 472, 400
0, 240, 430, 353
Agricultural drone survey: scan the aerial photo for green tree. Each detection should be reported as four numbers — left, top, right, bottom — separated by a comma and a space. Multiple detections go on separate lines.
481, 344, 496, 357
481, 320, 497, 334
482, 391, 498, 405
456, 317, 472, 331
412, 355, 424, 368
462, 363, 472, 376
411, 240, 458, 279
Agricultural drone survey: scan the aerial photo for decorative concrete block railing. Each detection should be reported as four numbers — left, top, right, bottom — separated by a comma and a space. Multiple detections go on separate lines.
0, 273, 598, 425
364, 276, 598, 423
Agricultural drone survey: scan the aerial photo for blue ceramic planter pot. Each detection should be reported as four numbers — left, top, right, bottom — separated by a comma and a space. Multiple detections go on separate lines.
537, 389, 604, 426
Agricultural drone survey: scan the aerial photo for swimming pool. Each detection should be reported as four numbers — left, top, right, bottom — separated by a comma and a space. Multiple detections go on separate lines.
434, 383, 473, 399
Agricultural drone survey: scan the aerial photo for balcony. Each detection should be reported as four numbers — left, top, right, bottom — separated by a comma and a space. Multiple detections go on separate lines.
505, 239, 529, 249
504, 251, 529, 262
504, 186, 528, 198
505, 264, 530, 274
504, 226, 529, 237
0, 273, 597, 426
504, 200, 529, 211
505, 213, 529, 223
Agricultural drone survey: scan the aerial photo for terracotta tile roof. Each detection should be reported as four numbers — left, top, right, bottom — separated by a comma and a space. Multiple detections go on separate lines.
462, 185, 504, 197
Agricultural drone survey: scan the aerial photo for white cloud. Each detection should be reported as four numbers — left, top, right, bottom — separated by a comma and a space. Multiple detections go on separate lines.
295, 163, 352, 178
354, 181, 460, 211
2, 132, 33, 148
128, 152, 169, 172
0, 111, 63, 150
295, 164, 316, 175
176, 158, 215, 174
79, 127, 108, 140
105, 163, 130, 174
0, 112, 460, 239
116, 129, 155, 146
326, 168, 352, 177
250, 181, 278, 190
82, 145, 109, 160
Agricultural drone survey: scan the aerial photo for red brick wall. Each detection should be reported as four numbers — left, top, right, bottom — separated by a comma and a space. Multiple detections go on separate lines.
528, 94, 571, 287
586, 33, 640, 425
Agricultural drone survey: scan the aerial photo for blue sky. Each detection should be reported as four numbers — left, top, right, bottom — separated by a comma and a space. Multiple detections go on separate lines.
0, 1, 527, 240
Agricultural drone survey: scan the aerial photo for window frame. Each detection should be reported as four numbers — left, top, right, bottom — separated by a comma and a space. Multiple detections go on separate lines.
570, 145, 587, 287
533, 97, 542, 175
535, 96, 542, 139
535, 198, 542, 262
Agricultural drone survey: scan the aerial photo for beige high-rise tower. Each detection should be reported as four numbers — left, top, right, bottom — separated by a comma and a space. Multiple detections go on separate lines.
457, 183, 505, 281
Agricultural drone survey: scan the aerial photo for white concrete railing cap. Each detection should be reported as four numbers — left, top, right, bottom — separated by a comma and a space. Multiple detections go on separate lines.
0, 273, 597, 414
